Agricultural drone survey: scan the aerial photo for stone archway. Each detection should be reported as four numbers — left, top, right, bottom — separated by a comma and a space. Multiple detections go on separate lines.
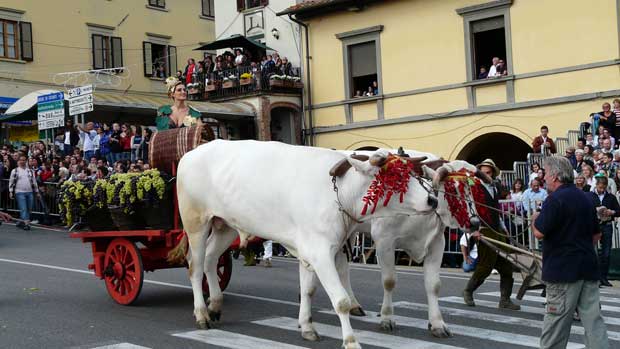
456, 132, 532, 170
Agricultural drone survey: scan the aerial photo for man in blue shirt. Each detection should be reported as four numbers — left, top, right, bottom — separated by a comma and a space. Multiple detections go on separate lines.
521, 178, 548, 213
533, 157, 608, 349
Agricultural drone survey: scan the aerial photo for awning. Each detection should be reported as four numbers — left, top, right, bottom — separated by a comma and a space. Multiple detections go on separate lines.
194, 34, 273, 51
0, 90, 255, 123
0, 89, 67, 122
93, 91, 255, 120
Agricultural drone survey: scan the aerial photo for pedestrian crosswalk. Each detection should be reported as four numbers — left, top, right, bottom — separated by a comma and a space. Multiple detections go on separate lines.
86, 289, 620, 349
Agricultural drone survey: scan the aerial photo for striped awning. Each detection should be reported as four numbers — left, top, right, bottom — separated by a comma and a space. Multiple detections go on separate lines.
93, 91, 255, 119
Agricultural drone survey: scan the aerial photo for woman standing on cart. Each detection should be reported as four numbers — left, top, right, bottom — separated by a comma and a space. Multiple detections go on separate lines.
156, 77, 203, 131
463, 159, 521, 310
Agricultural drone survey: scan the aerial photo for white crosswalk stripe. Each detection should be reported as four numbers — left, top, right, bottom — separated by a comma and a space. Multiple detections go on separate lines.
172, 329, 310, 349
319, 309, 584, 348
440, 296, 620, 326
253, 316, 466, 349
391, 301, 620, 341
480, 291, 620, 311
88, 344, 151, 349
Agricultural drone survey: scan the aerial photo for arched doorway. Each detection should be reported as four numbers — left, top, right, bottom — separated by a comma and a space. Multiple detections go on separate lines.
270, 107, 300, 144
456, 132, 532, 170
355, 146, 379, 151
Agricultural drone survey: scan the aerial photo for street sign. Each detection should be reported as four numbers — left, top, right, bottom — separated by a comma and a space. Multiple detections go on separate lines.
37, 92, 65, 131
68, 94, 93, 107
67, 85, 94, 116
69, 102, 93, 116
67, 84, 93, 99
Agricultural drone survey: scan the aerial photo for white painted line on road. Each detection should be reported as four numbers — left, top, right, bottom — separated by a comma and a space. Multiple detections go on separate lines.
0, 258, 301, 307
89, 343, 151, 349
173, 329, 309, 349
320, 309, 584, 348
253, 316, 465, 349
392, 301, 620, 341
439, 296, 620, 327
480, 291, 620, 313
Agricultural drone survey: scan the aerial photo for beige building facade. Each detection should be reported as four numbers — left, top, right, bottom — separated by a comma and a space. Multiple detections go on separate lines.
282, 0, 620, 169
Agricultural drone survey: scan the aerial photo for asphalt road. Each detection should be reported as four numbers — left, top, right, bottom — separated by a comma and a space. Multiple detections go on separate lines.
1, 223, 620, 349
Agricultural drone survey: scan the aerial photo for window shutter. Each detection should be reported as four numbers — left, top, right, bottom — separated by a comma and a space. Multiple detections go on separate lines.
260, 0, 269, 6
143, 41, 152, 77
92, 34, 104, 70
167, 45, 177, 77
111, 36, 123, 69
19, 22, 33, 61
237, 0, 245, 11
350, 41, 377, 77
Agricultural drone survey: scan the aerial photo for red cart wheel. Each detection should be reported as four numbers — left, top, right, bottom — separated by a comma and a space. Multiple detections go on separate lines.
202, 251, 233, 297
103, 238, 144, 305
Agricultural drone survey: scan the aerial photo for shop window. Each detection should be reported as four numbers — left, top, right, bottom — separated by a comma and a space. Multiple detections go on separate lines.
202, 0, 215, 17
143, 41, 176, 78
92, 34, 123, 70
148, 0, 165, 8
471, 16, 507, 79
237, 0, 268, 12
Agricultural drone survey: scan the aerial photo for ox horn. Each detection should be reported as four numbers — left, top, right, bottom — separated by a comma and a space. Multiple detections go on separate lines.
432, 165, 450, 189
474, 169, 493, 184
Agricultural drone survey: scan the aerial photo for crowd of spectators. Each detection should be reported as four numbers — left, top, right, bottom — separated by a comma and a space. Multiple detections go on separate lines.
167, 49, 297, 93
0, 120, 156, 228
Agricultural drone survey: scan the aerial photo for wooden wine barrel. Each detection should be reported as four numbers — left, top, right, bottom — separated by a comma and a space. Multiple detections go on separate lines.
148, 125, 215, 171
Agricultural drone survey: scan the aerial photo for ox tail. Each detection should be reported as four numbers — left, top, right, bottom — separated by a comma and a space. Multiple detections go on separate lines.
167, 233, 189, 266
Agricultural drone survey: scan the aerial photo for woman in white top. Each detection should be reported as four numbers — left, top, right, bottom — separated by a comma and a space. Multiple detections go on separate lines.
528, 163, 540, 185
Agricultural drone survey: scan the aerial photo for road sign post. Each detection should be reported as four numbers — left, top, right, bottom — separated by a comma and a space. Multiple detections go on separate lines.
37, 92, 65, 131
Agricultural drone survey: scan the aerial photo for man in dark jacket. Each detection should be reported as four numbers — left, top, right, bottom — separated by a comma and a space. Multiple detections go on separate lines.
587, 175, 620, 287
534, 156, 608, 348
463, 159, 521, 310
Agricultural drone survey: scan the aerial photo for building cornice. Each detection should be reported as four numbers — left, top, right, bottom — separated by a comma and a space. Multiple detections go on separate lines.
456, 0, 513, 16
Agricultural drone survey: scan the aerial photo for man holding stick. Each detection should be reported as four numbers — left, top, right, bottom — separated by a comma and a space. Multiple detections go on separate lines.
533, 156, 608, 349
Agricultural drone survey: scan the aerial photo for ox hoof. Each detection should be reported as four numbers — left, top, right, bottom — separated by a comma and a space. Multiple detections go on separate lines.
349, 306, 366, 317
208, 309, 221, 322
428, 322, 453, 338
380, 319, 396, 332
196, 319, 212, 330
301, 330, 321, 342
342, 340, 362, 349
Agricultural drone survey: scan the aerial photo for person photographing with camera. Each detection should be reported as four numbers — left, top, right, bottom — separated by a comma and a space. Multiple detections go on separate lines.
533, 157, 608, 349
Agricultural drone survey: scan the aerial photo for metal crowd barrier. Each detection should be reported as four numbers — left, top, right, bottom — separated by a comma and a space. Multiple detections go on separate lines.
0, 179, 61, 219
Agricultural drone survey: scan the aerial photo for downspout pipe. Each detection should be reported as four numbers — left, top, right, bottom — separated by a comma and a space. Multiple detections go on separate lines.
288, 13, 313, 146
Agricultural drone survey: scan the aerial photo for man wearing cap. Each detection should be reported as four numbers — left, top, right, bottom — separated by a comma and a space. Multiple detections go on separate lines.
463, 158, 521, 310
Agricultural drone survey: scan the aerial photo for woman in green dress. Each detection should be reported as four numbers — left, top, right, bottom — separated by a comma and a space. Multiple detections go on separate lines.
156, 77, 203, 131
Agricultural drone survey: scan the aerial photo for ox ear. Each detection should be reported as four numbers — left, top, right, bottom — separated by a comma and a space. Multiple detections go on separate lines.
422, 165, 437, 180
346, 156, 376, 176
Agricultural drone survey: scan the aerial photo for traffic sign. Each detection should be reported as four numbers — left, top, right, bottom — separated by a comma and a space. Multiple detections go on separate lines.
68, 94, 93, 107
67, 85, 93, 99
69, 102, 93, 116
37, 91, 65, 131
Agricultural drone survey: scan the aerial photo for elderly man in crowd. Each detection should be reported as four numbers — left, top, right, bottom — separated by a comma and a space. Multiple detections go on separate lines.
463, 159, 521, 310
587, 176, 620, 287
533, 157, 608, 349
574, 149, 585, 173
522, 178, 548, 213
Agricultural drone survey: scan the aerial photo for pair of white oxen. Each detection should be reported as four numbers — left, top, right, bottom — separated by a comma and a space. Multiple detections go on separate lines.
176, 140, 489, 349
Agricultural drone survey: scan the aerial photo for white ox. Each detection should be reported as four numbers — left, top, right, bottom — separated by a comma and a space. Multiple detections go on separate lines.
297, 152, 490, 341
176, 140, 437, 349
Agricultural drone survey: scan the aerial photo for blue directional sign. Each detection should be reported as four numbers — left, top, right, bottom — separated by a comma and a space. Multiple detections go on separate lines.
37, 92, 65, 130
37, 92, 64, 104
